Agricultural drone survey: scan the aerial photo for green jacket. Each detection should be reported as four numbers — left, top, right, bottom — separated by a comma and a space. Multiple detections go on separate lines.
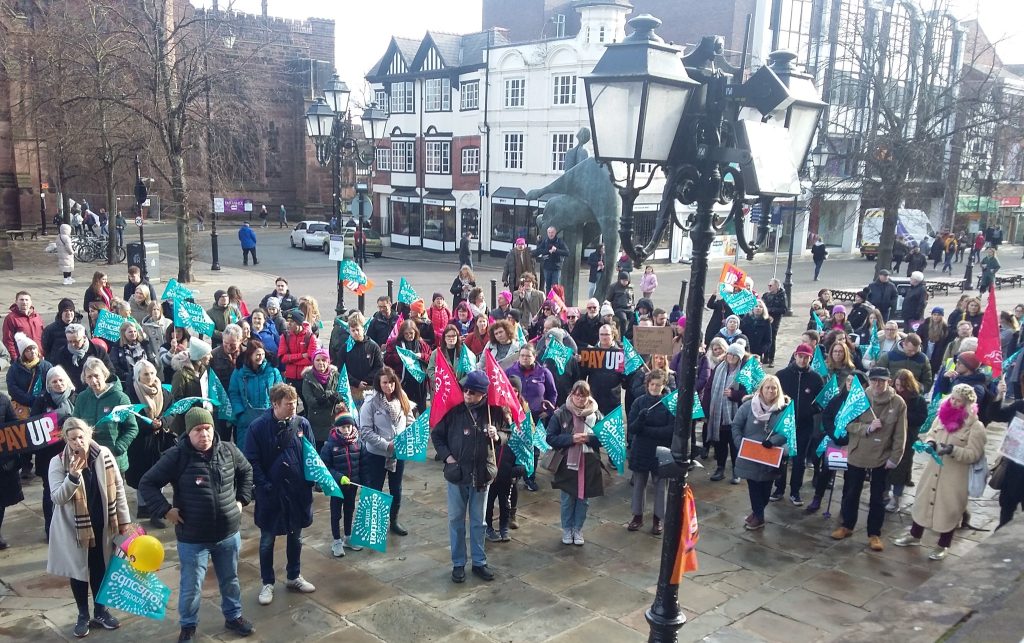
73, 377, 138, 472
207, 304, 229, 345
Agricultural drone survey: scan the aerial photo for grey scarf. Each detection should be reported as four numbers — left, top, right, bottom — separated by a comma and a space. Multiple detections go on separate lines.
706, 361, 739, 443
69, 344, 88, 366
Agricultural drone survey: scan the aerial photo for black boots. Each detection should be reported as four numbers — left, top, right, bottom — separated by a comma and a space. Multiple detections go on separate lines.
390, 505, 408, 536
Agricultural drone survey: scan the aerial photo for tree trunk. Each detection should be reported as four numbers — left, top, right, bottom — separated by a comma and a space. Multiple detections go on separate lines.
104, 159, 116, 264
873, 197, 900, 277
170, 153, 193, 282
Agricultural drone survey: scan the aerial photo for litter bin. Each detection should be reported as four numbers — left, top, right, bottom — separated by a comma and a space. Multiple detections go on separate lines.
127, 241, 161, 282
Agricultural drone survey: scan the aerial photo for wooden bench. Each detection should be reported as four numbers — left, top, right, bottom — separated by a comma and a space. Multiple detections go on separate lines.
829, 289, 861, 302
995, 272, 1024, 289
6, 229, 38, 240
926, 278, 965, 296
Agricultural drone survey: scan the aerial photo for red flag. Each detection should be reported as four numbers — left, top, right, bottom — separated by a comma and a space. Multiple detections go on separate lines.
484, 350, 525, 424
429, 349, 464, 426
977, 285, 1003, 377
386, 313, 404, 344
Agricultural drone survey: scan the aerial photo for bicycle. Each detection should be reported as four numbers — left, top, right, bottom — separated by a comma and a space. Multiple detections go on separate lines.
72, 235, 125, 263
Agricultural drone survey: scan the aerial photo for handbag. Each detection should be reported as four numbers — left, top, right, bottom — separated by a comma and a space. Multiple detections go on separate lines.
988, 456, 1008, 491
968, 452, 989, 498
540, 448, 564, 473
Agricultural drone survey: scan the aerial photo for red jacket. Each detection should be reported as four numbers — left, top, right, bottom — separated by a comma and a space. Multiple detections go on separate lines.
278, 328, 318, 380
428, 305, 451, 340
3, 304, 44, 358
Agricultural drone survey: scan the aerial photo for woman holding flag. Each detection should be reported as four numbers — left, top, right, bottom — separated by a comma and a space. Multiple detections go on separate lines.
125, 360, 174, 528
72, 357, 138, 475
383, 320, 432, 412
359, 366, 415, 537
301, 349, 342, 449
731, 375, 791, 530
707, 343, 747, 483
886, 369, 928, 514
428, 324, 475, 383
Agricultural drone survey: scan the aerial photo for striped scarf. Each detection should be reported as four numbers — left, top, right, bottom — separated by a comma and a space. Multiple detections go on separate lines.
63, 443, 120, 549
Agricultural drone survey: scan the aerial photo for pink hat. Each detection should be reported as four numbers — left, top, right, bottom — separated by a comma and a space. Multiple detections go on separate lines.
311, 347, 330, 363
499, 290, 513, 303
515, 238, 526, 246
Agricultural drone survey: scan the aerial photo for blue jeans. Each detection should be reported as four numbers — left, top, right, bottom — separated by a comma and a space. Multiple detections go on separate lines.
560, 491, 588, 531
543, 268, 561, 292
446, 483, 488, 567
177, 532, 242, 627
258, 529, 302, 585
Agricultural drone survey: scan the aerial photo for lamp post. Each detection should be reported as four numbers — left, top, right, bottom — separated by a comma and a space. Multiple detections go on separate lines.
963, 151, 993, 292
584, 16, 824, 642
133, 155, 148, 280
305, 73, 389, 315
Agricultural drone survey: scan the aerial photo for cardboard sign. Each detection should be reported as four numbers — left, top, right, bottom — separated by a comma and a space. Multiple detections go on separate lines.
632, 326, 675, 356
999, 416, 1024, 466
737, 438, 784, 468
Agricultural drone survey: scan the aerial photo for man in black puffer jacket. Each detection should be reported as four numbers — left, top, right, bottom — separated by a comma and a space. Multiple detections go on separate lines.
139, 407, 255, 641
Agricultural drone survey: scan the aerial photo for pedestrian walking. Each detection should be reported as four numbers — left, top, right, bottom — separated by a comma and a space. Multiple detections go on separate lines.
244, 383, 316, 606
238, 222, 258, 265
278, 204, 288, 228
978, 247, 1000, 291
114, 212, 126, 248
259, 205, 268, 228
47, 417, 130, 639
811, 236, 828, 281
459, 232, 473, 269
639, 265, 659, 299
139, 407, 256, 641
431, 370, 506, 583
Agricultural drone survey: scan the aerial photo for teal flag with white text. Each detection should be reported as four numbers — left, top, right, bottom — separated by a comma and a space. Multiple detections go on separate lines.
302, 438, 342, 497
592, 405, 626, 474
393, 413, 429, 462
351, 486, 393, 552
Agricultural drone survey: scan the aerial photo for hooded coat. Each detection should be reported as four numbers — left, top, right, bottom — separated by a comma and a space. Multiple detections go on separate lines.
627, 388, 675, 472
301, 365, 340, 444
57, 224, 74, 273
911, 410, 986, 532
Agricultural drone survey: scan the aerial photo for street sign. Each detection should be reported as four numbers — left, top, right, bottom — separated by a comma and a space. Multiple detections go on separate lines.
135, 217, 143, 227
349, 195, 373, 222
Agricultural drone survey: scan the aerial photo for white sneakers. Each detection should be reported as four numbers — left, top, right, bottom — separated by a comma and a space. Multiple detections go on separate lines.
62, 277, 74, 286
885, 496, 901, 513
562, 529, 584, 546
257, 584, 274, 605
285, 576, 316, 593
259, 576, 316, 605
344, 537, 363, 552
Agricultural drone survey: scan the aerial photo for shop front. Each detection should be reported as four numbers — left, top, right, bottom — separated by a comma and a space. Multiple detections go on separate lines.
422, 191, 457, 252
389, 188, 422, 248
490, 187, 540, 255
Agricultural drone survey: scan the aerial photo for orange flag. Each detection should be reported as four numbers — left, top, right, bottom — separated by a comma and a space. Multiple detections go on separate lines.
670, 485, 699, 583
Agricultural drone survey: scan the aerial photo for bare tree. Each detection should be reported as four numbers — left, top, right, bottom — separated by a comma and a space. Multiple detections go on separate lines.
818, 0, 1022, 275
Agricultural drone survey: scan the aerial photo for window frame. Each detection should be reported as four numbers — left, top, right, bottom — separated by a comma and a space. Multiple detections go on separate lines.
461, 147, 480, 175
504, 133, 525, 170
424, 77, 451, 112
552, 74, 577, 106
460, 80, 479, 111
389, 81, 414, 114
504, 78, 526, 109
425, 140, 452, 174
375, 147, 391, 172
550, 132, 574, 171
391, 140, 415, 173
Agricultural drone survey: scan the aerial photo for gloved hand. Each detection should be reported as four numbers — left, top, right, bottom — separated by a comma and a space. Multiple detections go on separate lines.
834, 434, 850, 447
761, 437, 774, 449
937, 443, 955, 456
638, 409, 649, 422
926, 440, 938, 451
511, 465, 527, 478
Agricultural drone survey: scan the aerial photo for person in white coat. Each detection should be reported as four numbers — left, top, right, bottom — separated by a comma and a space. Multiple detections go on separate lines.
47, 418, 131, 639
57, 223, 75, 285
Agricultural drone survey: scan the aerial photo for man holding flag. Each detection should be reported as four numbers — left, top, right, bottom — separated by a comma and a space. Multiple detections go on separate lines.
831, 368, 907, 551
774, 344, 824, 506
430, 370, 507, 584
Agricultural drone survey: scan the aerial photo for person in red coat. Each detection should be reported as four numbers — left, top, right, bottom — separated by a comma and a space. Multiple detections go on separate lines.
278, 309, 318, 410
2, 291, 44, 358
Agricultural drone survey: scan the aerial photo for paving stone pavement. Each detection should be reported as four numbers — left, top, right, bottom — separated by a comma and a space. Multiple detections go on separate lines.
0, 236, 1017, 641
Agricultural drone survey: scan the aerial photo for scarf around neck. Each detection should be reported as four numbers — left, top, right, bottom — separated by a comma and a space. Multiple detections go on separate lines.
564, 395, 598, 488
62, 442, 120, 548
134, 378, 164, 420
750, 393, 782, 423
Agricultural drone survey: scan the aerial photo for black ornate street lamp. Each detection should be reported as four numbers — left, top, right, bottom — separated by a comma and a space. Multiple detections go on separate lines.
584, 16, 824, 642
305, 73, 389, 315
133, 155, 149, 281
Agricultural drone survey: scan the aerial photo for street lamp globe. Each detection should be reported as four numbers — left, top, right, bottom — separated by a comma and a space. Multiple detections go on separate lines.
583, 15, 699, 166
323, 73, 351, 116
304, 97, 335, 142
360, 103, 389, 145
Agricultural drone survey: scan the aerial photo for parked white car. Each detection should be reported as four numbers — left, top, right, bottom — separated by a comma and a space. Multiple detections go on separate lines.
289, 221, 331, 250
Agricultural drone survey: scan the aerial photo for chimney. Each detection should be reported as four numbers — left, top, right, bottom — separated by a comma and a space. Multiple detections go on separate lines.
262, 0, 268, 17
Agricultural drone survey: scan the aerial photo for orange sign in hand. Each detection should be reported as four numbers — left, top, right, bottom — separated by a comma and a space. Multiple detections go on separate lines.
718, 263, 748, 290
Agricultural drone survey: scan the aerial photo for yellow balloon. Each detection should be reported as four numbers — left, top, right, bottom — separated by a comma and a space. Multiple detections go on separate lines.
127, 534, 164, 573
339, 475, 350, 486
